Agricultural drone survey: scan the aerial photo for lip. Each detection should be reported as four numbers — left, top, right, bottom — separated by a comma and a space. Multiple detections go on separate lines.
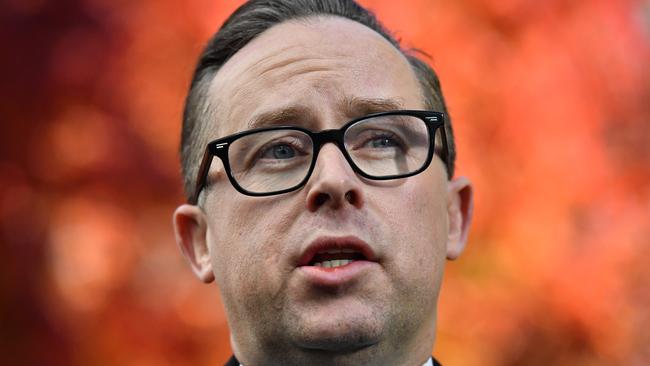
297, 235, 379, 287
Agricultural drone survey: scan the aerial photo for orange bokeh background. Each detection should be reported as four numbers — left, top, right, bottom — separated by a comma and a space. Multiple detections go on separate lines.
1, 0, 649, 365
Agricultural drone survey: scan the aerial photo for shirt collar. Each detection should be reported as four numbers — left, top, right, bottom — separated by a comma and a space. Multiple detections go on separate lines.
241, 357, 434, 366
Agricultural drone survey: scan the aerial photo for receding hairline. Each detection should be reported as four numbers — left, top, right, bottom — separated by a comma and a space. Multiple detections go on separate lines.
199, 15, 426, 139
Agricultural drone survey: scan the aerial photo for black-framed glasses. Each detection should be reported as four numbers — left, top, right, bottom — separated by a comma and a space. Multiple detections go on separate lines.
190, 110, 449, 204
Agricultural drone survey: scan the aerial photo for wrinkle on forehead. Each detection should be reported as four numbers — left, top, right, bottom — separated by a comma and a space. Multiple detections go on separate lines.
238, 53, 348, 97
254, 58, 345, 87
247, 46, 346, 78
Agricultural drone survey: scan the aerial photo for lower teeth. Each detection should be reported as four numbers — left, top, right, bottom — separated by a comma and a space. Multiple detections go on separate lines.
315, 259, 354, 268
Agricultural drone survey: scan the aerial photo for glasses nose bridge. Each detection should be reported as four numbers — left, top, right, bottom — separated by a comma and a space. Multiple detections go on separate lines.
311, 128, 347, 158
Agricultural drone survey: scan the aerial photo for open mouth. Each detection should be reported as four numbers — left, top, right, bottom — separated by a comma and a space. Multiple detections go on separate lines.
298, 236, 376, 269
308, 248, 367, 268
297, 236, 378, 286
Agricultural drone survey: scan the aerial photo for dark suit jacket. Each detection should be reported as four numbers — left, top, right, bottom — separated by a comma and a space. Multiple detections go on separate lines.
225, 355, 442, 365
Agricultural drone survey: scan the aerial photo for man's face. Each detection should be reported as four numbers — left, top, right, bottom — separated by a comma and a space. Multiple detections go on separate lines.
175, 16, 470, 366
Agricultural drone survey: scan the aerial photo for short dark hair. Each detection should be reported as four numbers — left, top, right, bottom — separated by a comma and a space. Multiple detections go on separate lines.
180, 0, 456, 200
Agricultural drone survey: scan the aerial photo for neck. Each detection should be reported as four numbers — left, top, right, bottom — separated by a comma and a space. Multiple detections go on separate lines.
233, 333, 435, 366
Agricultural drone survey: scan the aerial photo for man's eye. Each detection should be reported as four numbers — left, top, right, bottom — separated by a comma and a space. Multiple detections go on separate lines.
358, 132, 404, 150
367, 137, 399, 149
261, 144, 296, 159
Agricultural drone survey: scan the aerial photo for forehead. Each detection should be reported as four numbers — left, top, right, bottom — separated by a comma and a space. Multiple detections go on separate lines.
207, 16, 423, 136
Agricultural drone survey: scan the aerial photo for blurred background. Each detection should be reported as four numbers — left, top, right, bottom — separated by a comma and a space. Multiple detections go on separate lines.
1, 0, 649, 365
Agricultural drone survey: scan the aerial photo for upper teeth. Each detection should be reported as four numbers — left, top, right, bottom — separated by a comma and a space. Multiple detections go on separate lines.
314, 259, 354, 268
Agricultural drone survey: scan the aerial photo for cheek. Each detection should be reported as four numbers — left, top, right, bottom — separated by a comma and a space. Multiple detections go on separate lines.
206, 197, 295, 299
374, 173, 448, 278
382, 175, 447, 233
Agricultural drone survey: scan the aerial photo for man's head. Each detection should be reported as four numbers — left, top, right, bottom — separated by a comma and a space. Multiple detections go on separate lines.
179, 0, 456, 199
173, 1, 473, 365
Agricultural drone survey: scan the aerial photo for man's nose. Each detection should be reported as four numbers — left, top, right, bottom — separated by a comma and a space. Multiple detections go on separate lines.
304, 143, 365, 212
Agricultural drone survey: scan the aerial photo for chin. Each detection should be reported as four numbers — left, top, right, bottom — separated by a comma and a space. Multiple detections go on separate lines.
282, 325, 394, 366
290, 313, 384, 352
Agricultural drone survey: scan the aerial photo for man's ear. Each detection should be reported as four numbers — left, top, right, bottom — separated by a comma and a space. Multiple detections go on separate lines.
446, 176, 474, 260
173, 204, 215, 283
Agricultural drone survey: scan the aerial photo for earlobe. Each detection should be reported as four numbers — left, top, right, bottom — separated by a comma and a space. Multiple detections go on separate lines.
446, 176, 474, 260
173, 204, 215, 283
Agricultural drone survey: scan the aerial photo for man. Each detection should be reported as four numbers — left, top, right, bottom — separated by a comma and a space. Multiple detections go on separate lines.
172, 1, 473, 365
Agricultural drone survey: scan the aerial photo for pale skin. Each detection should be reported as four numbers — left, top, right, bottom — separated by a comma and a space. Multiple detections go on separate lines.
173, 16, 473, 366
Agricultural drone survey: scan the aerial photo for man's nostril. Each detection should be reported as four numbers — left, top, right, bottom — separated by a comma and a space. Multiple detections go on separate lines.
315, 193, 329, 206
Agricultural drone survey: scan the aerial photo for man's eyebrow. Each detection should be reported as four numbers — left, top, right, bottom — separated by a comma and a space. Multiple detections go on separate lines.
343, 97, 406, 117
245, 98, 406, 130
246, 106, 313, 130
